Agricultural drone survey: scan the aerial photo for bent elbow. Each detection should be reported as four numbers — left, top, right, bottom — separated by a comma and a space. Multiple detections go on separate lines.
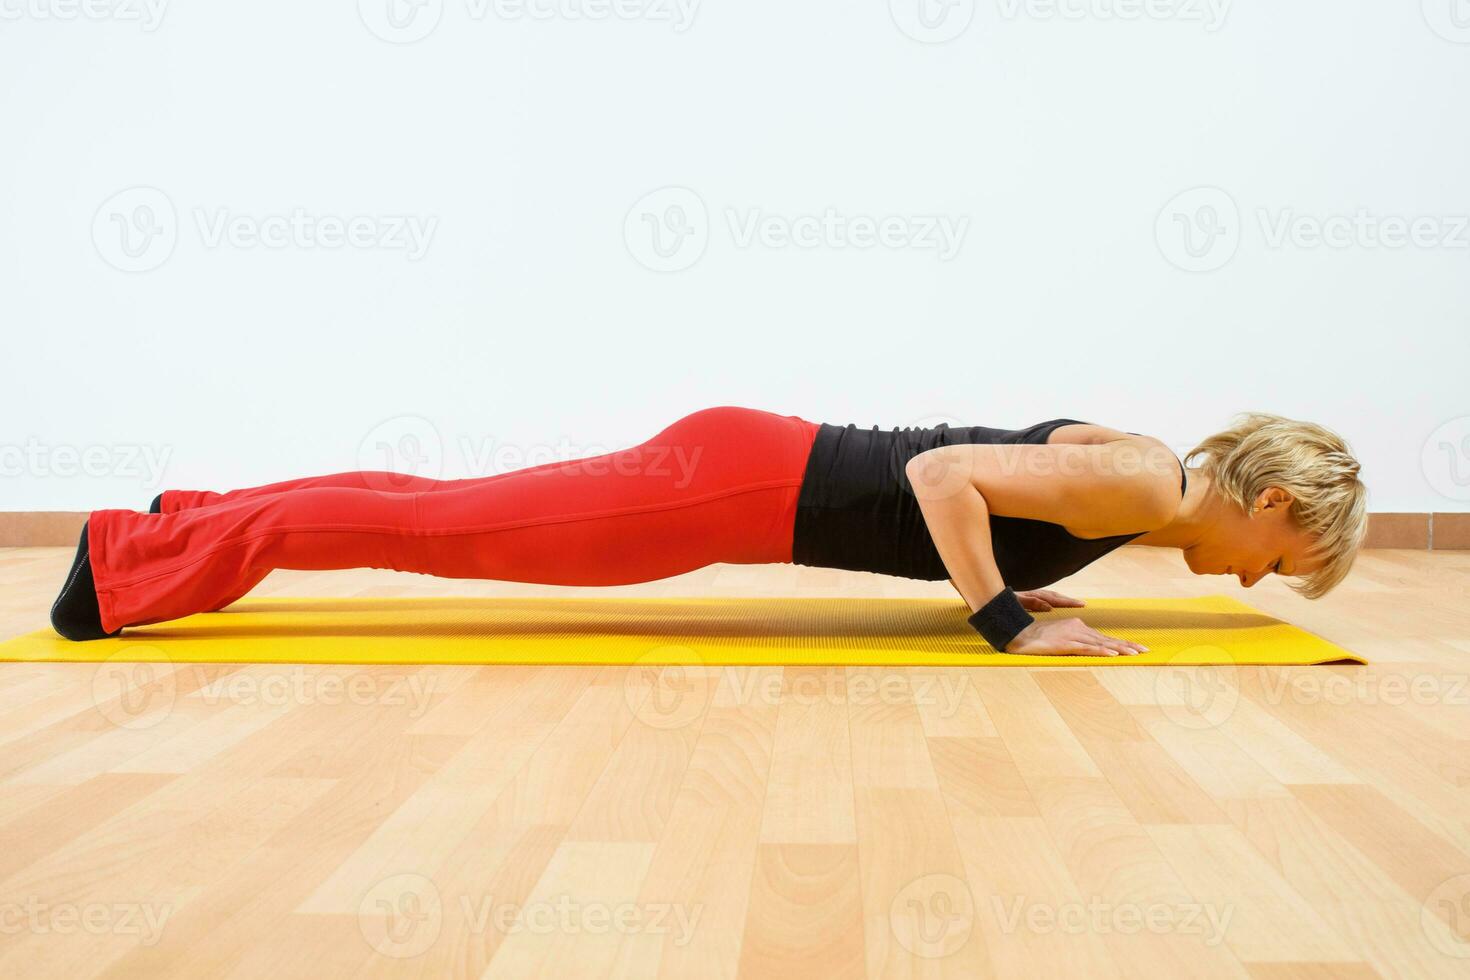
905, 447, 976, 503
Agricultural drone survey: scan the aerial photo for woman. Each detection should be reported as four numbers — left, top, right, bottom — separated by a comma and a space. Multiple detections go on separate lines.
51, 406, 1368, 655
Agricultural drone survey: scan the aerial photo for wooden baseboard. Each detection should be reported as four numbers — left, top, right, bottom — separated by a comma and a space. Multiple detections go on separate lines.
1360, 513, 1470, 549
2, 510, 1467, 550
0, 512, 89, 548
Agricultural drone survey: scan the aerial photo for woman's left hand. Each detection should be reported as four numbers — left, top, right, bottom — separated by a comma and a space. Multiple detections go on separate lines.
1015, 589, 1086, 612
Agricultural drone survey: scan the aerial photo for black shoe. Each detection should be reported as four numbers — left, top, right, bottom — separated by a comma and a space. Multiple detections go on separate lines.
50, 523, 121, 641
148, 493, 163, 514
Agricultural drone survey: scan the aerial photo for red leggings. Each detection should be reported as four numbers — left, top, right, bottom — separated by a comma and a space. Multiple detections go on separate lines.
88, 407, 821, 632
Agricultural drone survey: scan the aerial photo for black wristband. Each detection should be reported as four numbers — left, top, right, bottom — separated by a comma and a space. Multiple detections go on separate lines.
967, 588, 1035, 652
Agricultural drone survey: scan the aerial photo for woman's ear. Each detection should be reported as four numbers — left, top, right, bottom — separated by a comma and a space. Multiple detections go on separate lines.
1253, 486, 1295, 513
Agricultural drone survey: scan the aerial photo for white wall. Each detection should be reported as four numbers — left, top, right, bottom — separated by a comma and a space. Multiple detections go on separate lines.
2, 1, 1468, 513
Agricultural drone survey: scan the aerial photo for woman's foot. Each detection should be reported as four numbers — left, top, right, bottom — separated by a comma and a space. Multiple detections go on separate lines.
50, 523, 121, 641
149, 493, 163, 514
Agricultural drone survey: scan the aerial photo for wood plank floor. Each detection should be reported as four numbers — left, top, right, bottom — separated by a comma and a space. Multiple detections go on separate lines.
2, 546, 1469, 978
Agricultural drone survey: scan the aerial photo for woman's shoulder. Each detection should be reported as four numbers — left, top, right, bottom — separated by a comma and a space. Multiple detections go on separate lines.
1043, 421, 1149, 446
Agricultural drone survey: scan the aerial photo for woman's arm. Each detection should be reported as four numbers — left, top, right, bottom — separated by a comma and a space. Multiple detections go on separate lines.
949, 579, 1086, 612
908, 437, 1179, 656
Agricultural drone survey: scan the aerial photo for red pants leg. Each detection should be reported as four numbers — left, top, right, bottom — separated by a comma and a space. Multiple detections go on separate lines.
164, 471, 542, 512
160, 467, 530, 609
89, 407, 821, 632
159, 435, 633, 512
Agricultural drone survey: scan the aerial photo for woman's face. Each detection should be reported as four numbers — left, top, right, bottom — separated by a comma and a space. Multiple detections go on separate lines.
1181, 487, 1322, 588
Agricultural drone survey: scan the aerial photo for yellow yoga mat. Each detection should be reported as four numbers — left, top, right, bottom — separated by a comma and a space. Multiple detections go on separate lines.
0, 595, 1362, 666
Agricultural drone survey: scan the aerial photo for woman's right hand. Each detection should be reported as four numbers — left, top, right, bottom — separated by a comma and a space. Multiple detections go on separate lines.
1003, 618, 1147, 657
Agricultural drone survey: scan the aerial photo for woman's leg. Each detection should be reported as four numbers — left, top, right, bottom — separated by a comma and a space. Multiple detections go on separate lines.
158, 443, 615, 513
159, 475, 440, 513
86, 407, 821, 632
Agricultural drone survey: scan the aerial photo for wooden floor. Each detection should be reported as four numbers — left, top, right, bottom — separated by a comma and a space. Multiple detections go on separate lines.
1, 547, 1469, 979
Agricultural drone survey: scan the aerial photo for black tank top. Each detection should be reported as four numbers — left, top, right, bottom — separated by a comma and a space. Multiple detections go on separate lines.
791, 418, 1186, 590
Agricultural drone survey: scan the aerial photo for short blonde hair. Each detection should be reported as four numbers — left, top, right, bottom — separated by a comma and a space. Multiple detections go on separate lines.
1187, 413, 1368, 599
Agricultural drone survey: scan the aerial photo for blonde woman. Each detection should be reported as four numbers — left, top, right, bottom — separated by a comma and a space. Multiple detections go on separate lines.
52, 408, 1367, 654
